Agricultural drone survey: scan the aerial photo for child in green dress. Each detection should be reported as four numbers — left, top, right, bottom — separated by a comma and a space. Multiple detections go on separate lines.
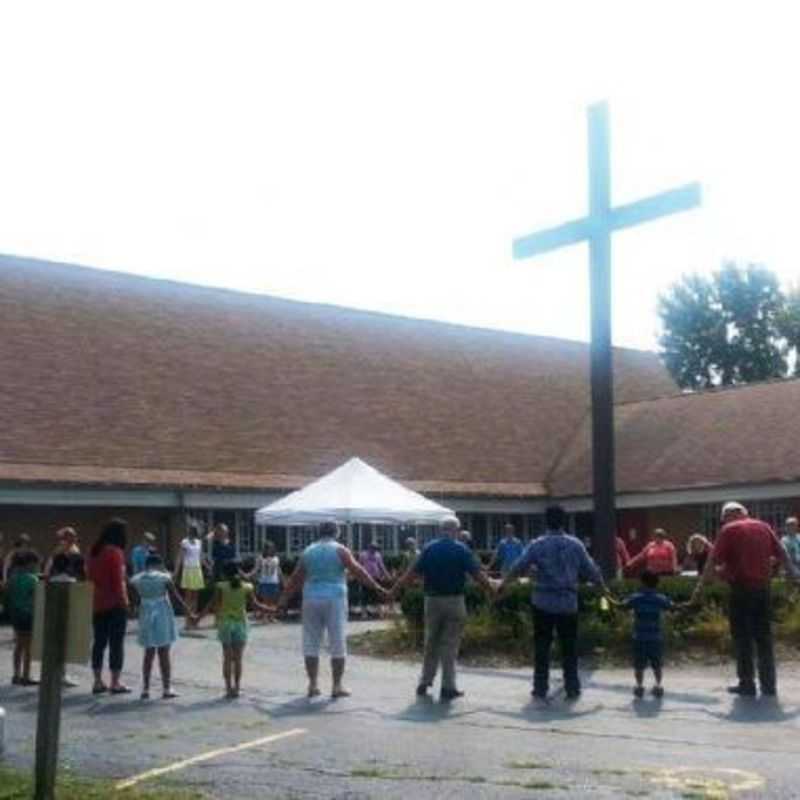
196, 561, 271, 698
8, 550, 40, 686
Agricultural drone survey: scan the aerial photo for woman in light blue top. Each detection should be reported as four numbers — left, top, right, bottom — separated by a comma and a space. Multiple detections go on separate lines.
280, 521, 387, 699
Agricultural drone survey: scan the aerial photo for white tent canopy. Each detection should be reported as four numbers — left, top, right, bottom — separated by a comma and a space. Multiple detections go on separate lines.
254, 457, 454, 526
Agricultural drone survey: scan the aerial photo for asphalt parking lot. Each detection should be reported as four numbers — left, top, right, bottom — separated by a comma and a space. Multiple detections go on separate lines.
1, 619, 799, 799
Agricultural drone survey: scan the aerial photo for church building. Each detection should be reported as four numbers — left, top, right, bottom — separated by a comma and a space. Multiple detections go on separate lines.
2, 255, 799, 561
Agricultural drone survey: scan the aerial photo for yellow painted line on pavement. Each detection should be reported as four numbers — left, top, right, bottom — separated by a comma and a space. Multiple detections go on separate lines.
115, 728, 307, 790
646, 766, 764, 798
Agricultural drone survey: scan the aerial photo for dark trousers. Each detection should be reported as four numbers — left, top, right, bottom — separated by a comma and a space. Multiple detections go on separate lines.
532, 607, 579, 696
92, 607, 128, 672
728, 585, 775, 692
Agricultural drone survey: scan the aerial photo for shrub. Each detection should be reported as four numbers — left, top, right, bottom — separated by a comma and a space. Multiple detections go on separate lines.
397, 577, 799, 659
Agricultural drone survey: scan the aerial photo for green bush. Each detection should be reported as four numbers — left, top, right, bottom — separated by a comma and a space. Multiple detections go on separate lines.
397, 577, 800, 659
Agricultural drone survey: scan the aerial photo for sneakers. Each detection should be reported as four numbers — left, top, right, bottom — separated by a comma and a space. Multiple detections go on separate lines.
727, 684, 757, 697
416, 684, 430, 697
440, 688, 464, 702
633, 685, 663, 699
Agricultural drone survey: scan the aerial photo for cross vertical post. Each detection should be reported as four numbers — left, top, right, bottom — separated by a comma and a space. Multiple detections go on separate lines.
586, 103, 617, 580
512, 101, 700, 579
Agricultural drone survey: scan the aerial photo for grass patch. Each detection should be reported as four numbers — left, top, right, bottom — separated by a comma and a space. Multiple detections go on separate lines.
498, 779, 559, 791
506, 760, 550, 770
0, 765, 207, 800
350, 767, 392, 779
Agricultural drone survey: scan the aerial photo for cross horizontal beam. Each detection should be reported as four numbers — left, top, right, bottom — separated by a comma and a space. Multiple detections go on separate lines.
610, 182, 701, 232
512, 218, 590, 260
511, 181, 702, 260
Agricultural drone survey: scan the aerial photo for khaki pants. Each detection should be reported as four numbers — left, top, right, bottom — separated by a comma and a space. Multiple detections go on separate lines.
420, 595, 467, 691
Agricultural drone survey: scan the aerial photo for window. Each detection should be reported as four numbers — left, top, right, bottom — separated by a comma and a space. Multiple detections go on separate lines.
525, 514, 545, 540
468, 514, 488, 550
253, 525, 285, 555
288, 526, 316, 554
702, 500, 789, 539
236, 512, 256, 556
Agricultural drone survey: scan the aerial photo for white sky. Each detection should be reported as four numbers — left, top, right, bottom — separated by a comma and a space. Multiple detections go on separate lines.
2, 1, 799, 350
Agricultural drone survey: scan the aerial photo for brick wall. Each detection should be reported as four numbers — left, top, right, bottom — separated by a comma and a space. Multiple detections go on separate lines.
0, 506, 175, 562
645, 505, 704, 558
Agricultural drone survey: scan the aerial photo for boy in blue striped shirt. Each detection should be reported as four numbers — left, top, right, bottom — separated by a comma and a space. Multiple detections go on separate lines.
616, 571, 684, 699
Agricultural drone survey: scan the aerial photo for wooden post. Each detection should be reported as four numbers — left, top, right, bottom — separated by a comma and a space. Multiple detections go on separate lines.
34, 583, 70, 800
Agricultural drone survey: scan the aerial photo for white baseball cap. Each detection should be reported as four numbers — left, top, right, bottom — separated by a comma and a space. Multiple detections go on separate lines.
721, 501, 747, 519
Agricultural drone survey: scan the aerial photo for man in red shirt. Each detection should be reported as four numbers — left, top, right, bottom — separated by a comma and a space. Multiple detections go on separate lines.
691, 502, 799, 697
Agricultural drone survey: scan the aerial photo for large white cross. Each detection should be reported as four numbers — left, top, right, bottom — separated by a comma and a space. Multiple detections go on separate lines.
513, 101, 701, 576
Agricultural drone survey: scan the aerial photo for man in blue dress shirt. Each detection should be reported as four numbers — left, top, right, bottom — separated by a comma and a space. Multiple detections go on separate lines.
499, 505, 608, 700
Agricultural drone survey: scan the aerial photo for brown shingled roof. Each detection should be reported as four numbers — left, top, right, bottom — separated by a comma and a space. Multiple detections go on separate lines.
1, 255, 677, 498
550, 378, 800, 497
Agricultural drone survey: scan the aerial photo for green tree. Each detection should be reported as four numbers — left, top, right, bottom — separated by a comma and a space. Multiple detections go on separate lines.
778, 285, 800, 377
658, 262, 790, 389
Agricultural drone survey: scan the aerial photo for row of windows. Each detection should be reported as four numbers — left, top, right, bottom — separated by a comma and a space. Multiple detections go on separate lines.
701, 500, 791, 539
185, 510, 548, 556
186, 501, 795, 558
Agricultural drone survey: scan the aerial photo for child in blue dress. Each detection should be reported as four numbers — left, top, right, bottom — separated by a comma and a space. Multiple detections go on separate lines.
130, 554, 189, 700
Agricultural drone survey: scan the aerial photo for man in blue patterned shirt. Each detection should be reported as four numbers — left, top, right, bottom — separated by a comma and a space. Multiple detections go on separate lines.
499, 505, 608, 700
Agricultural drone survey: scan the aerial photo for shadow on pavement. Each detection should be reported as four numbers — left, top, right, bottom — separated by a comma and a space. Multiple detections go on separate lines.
394, 697, 485, 724
174, 695, 239, 714
88, 699, 161, 716
704, 696, 800, 724
257, 695, 337, 718
631, 698, 664, 718
490, 699, 604, 723
589, 680, 720, 705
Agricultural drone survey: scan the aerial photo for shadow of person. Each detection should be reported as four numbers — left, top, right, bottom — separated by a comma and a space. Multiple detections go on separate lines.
246, 694, 339, 720
631, 697, 663, 718
489, 698, 604, 724
88, 699, 162, 716
393, 697, 483, 724
707, 695, 800, 724
591, 681, 720, 706
173, 695, 240, 714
